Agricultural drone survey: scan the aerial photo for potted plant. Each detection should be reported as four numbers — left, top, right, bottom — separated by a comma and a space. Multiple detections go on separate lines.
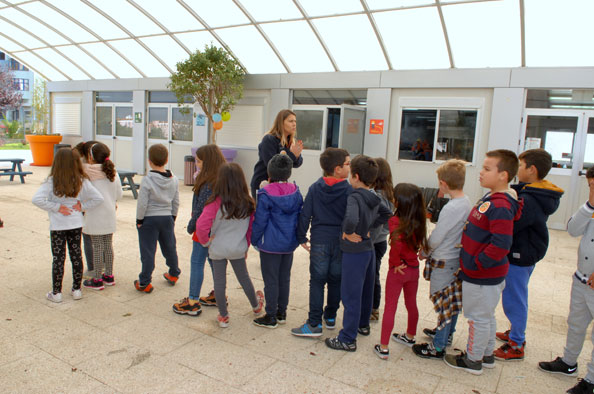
25, 79, 62, 166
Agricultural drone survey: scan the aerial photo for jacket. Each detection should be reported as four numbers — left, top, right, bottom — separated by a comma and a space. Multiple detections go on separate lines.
567, 201, 594, 277
459, 190, 523, 285
340, 188, 392, 253
297, 177, 352, 245
388, 216, 421, 268
251, 182, 303, 253
370, 190, 394, 244
136, 170, 179, 225
508, 180, 564, 267
187, 183, 212, 235
250, 134, 303, 191
83, 167, 123, 235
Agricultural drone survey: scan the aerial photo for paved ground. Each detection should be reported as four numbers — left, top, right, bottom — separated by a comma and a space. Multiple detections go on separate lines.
0, 165, 589, 393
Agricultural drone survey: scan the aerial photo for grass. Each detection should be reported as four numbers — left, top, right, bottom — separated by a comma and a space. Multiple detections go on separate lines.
0, 143, 30, 150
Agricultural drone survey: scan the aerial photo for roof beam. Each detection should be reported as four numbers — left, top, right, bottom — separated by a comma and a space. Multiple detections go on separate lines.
0, 34, 50, 80
519, 0, 526, 67
360, 0, 392, 70
435, 0, 455, 68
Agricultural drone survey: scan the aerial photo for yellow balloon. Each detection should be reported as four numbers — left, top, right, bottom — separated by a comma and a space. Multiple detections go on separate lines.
221, 111, 231, 122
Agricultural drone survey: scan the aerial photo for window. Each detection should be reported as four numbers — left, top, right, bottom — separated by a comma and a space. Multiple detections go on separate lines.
294, 109, 324, 150
148, 91, 193, 103
398, 108, 478, 163
524, 115, 578, 169
95, 91, 133, 103
8, 59, 28, 71
13, 78, 29, 91
527, 89, 594, 110
293, 90, 367, 105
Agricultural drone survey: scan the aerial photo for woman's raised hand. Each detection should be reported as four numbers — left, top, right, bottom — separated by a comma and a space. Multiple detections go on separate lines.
290, 139, 303, 158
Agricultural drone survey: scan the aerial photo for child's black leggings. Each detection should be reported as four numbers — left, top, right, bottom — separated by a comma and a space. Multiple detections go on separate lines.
50, 228, 83, 294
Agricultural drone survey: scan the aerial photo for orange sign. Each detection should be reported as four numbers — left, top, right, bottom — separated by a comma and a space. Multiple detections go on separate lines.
369, 119, 384, 135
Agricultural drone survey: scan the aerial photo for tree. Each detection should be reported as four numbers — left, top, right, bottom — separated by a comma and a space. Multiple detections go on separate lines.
31, 78, 49, 134
168, 45, 245, 144
0, 67, 23, 117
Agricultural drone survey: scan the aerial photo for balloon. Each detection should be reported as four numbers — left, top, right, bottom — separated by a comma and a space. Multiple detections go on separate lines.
221, 111, 231, 122
212, 113, 222, 122
213, 121, 223, 130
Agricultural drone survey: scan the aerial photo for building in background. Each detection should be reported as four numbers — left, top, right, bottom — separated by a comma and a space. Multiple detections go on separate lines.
0, 51, 33, 128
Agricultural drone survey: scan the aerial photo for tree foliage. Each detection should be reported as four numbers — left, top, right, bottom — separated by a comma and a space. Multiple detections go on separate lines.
32, 79, 49, 134
168, 45, 245, 143
0, 67, 23, 111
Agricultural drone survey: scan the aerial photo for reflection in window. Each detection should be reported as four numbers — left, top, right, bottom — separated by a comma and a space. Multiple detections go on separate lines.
525, 115, 578, 169
436, 110, 477, 162
294, 110, 324, 150
115, 107, 133, 137
172, 108, 192, 141
96, 106, 112, 136
148, 107, 168, 139
399, 109, 436, 161
584, 118, 594, 169
96, 91, 133, 103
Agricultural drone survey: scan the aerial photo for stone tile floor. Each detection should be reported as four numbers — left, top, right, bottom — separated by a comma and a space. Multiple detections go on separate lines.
0, 166, 589, 393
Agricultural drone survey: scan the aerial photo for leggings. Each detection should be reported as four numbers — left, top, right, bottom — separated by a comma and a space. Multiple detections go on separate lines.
50, 228, 83, 294
380, 266, 419, 345
83, 233, 93, 272
212, 258, 258, 317
90, 234, 114, 279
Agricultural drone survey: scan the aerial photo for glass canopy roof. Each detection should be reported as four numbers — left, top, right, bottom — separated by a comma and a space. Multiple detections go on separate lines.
0, 0, 591, 81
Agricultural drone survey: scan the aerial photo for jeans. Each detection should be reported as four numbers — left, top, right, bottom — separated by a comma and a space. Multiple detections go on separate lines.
137, 216, 180, 286
260, 252, 293, 316
502, 264, 535, 344
373, 240, 387, 310
307, 242, 342, 326
433, 313, 459, 350
189, 241, 213, 300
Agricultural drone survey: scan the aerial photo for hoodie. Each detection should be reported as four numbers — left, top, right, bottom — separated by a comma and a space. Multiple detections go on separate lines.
82, 164, 123, 235
567, 201, 594, 278
136, 170, 179, 225
251, 182, 303, 253
508, 180, 564, 267
340, 188, 392, 253
459, 190, 523, 285
297, 177, 353, 245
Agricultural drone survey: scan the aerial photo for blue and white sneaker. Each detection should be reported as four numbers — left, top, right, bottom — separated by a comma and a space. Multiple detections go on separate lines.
324, 317, 336, 330
291, 322, 323, 337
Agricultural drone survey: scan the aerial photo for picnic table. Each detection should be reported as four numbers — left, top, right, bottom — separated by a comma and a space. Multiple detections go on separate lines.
0, 158, 32, 184
118, 169, 139, 199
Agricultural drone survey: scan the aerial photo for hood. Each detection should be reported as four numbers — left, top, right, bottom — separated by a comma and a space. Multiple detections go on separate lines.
313, 177, 352, 205
353, 188, 381, 209
260, 182, 302, 214
147, 170, 175, 187
84, 163, 106, 181
485, 190, 523, 221
512, 180, 564, 216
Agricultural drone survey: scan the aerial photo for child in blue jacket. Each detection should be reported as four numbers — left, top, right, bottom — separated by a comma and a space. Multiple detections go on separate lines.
251, 153, 303, 328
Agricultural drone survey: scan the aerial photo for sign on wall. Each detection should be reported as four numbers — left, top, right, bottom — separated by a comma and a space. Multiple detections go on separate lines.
369, 119, 384, 135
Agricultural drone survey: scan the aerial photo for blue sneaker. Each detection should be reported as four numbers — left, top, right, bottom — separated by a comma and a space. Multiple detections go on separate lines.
291, 322, 323, 337
324, 317, 336, 330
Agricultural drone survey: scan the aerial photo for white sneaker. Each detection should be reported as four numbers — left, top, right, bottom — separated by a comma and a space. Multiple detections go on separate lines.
46, 292, 62, 303
71, 289, 82, 300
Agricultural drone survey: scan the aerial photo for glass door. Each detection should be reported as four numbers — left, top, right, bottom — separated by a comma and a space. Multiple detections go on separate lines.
338, 104, 366, 155
574, 114, 594, 214
95, 104, 133, 170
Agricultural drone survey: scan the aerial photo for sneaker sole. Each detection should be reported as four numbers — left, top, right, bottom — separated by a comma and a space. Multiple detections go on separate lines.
253, 321, 278, 329
83, 284, 104, 290
392, 336, 415, 347
199, 301, 217, 307
324, 323, 336, 330
277, 320, 286, 325
494, 356, 524, 362
103, 282, 115, 286
443, 358, 483, 375
495, 337, 509, 343
163, 275, 177, 286
291, 331, 323, 338
412, 350, 444, 360
172, 307, 201, 316
537, 365, 577, 376
374, 348, 389, 360
482, 363, 496, 369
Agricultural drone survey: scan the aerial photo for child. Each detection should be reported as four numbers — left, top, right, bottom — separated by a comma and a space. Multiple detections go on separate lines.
369, 158, 395, 321
251, 153, 303, 328
196, 163, 264, 327
412, 160, 471, 360
326, 155, 391, 352
292, 148, 352, 337
495, 149, 563, 360
444, 149, 522, 375
32, 148, 103, 302
538, 166, 593, 394
82, 142, 123, 290
373, 183, 428, 359
172, 144, 226, 316
135, 144, 181, 293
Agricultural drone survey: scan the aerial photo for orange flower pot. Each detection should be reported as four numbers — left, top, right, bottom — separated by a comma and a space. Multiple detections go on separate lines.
25, 134, 63, 166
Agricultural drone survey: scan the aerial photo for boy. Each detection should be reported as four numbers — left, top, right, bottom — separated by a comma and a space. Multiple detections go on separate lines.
539, 166, 594, 394
325, 155, 391, 351
135, 144, 181, 293
292, 148, 352, 337
444, 149, 522, 375
413, 160, 472, 359
495, 149, 563, 361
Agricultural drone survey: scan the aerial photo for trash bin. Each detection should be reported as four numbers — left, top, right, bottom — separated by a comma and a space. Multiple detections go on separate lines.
184, 155, 196, 186
53, 143, 71, 155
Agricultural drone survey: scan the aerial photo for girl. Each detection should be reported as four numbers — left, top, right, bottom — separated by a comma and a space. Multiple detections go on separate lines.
374, 183, 428, 360
370, 158, 395, 321
32, 148, 103, 302
82, 142, 123, 290
196, 163, 264, 327
172, 144, 226, 316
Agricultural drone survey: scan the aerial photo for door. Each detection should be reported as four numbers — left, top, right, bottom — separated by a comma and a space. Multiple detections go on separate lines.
338, 104, 366, 155
95, 104, 133, 170
574, 114, 594, 214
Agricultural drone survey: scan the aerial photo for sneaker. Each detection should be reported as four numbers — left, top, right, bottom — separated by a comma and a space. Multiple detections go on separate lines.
71, 289, 82, 300
217, 314, 229, 328
253, 314, 278, 329
374, 344, 389, 360
325, 336, 357, 352
291, 322, 323, 337
538, 356, 578, 376
444, 352, 483, 375
422, 327, 453, 347
358, 326, 371, 336
83, 270, 94, 280
83, 278, 104, 291
102, 274, 115, 286
163, 272, 178, 286
482, 354, 496, 369
199, 290, 217, 307
412, 342, 445, 359
496, 329, 510, 343
134, 280, 153, 293
172, 297, 202, 316
392, 333, 415, 347
276, 311, 286, 324
494, 341, 525, 361
567, 379, 594, 394
46, 291, 62, 303
253, 290, 264, 314
324, 317, 336, 330
370, 309, 380, 321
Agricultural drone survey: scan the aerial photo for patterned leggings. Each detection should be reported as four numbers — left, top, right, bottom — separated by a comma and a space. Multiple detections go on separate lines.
50, 228, 83, 294
90, 234, 114, 279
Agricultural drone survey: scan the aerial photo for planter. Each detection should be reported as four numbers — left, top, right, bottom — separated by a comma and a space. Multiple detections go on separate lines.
25, 134, 63, 166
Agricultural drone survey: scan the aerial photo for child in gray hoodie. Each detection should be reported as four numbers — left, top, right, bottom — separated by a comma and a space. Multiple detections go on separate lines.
135, 144, 180, 293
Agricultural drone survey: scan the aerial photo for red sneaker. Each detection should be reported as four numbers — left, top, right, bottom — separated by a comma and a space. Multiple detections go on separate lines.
134, 280, 153, 293
494, 340, 525, 361
163, 273, 179, 286
496, 330, 510, 343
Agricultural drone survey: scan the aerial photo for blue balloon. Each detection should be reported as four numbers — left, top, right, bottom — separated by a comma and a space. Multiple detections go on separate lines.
213, 113, 222, 122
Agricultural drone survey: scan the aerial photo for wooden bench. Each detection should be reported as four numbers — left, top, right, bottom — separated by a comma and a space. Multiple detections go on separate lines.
118, 169, 139, 199
0, 158, 32, 184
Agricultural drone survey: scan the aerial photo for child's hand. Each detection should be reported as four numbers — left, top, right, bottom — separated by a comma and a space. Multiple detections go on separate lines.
588, 177, 594, 206
342, 232, 362, 243
394, 263, 407, 275
58, 205, 72, 216
209, 234, 216, 243
300, 242, 310, 253
72, 201, 82, 212
588, 273, 594, 289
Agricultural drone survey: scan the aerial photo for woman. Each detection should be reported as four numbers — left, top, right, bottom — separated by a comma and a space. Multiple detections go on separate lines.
250, 109, 303, 198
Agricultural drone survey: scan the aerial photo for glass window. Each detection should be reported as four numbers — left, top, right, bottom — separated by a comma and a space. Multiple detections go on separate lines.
435, 110, 477, 162
399, 109, 436, 161
148, 107, 168, 140
149, 92, 193, 103
585, 118, 594, 170
524, 115, 578, 169
96, 106, 112, 136
95, 92, 133, 103
115, 107, 133, 137
526, 89, 594, 110
293, 90, 367, 105
171, 108, 192, 141
294, 109, 324, 150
